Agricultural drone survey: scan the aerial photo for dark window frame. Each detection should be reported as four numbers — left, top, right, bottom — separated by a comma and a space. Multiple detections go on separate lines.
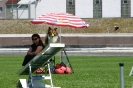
0, 7, 2, 13
123, 0, 128, 4
68, 0, 73, 5
95, 0, 100, 4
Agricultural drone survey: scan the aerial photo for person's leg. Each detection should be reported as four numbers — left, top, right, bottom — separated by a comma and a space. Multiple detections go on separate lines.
22, 55, 36, 66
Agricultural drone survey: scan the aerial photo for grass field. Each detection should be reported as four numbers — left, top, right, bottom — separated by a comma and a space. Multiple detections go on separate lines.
0, 56, 133, 88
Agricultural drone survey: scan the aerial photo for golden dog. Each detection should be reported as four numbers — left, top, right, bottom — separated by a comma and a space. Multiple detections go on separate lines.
45, 27, 59, 46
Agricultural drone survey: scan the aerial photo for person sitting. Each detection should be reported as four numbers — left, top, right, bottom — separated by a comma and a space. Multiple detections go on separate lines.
22, 34, 45, 66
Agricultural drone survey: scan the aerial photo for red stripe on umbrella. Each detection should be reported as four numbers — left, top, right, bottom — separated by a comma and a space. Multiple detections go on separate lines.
31, 20, 45, 24
30, 12, 89, 28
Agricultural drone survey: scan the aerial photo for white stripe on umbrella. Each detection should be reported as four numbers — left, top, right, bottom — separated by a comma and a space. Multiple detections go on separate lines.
30, 12, 89, 28
36, 13, 69, 26
66, 14, 89, 28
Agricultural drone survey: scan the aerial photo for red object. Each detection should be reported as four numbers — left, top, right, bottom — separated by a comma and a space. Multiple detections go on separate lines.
61, 66, 66, 71
6, 0, 18, 4
31, 20, 45, 24
36, 68, 44, 73
55, 63, 61, 69
31, 12, 89, 28
65, 67, 72, 74
54, 68, 64, 74
54, 63, 72, 74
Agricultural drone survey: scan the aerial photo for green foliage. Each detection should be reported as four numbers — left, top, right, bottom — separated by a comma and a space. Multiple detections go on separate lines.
0, 56, 133, 88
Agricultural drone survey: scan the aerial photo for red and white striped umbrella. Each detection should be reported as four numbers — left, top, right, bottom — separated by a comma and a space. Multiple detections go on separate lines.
31, 12, 89, 28
66, 13, 88, 28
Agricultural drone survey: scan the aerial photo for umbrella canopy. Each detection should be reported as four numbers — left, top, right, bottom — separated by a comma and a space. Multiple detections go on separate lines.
31, 12, 89, 28
31, 12, 89, 63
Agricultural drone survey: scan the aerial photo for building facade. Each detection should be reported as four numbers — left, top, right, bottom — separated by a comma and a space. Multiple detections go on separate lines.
0, 0, 133, 19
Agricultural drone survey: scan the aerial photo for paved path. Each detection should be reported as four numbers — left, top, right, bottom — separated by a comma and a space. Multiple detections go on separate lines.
0, 33, 133, 37
0, 47, 132, 56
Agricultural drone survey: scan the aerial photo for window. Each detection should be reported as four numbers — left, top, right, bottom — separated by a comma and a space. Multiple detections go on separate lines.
96, 0, 100, 4
68, 0, 73, 5
0, 7, 2, 13
93, 0, 102, 18
66, 0, 75, 14
121, 0, 130, 17
123, 0, 128, 3
19, 5, 28, 8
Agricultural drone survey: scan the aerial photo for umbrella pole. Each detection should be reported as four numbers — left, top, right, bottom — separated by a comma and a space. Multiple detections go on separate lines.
60, 27, 61, 43
60, 27, 62, 63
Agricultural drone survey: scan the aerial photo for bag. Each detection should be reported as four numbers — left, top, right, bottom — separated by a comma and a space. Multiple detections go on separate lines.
54, 62, 72, 74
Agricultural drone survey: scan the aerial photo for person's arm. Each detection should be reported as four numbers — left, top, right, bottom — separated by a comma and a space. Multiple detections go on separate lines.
27, 47, 33, 55
34, 46, 43, 55
27, 46, 43, 55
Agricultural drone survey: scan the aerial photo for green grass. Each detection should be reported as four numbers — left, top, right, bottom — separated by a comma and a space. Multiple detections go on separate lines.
0, 56, 133, 88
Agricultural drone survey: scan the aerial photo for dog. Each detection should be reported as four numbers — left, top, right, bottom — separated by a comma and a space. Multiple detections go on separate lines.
45, 27, 59, 46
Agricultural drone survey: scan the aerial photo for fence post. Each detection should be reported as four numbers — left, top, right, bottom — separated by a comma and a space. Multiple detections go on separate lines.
119, 62, 124, 88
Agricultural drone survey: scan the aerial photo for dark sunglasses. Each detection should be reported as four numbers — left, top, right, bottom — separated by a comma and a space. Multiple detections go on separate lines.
32, 38, 38, 40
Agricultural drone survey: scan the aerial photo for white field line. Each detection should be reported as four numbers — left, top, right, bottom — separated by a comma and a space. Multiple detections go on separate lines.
0, 33, 133, 37
0, 48, 132, 53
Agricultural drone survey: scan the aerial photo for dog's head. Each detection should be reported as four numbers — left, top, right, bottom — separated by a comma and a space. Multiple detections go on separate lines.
45, 27, 59, 45
47, 27, 58, 37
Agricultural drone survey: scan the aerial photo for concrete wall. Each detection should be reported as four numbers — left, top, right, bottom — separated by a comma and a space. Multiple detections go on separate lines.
76, 0, 93, 18
102, 0, 121, 18
36, 0, 66, 18
0, 34, 133, 48
62, 36, 133, 48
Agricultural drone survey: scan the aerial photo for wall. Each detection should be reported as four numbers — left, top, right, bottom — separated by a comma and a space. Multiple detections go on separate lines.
36, 0, 66, 18
102, 0, 121, 18
15, 0, 133, 19
0, 34, 133, 48
75, 0, 93, 18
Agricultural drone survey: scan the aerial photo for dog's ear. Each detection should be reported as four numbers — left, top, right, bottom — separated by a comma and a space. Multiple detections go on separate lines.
48, 27, 52, 33
54, 28, 57, 31
48, 27, 52, 30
